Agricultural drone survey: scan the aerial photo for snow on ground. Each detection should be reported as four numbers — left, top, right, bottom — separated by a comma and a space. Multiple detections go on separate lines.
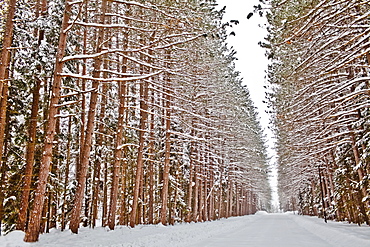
1, 213, 370, 247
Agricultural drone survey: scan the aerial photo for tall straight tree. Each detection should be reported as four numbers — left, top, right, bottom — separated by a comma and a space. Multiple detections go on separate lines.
69, 0, 108, 234
107, 55, 128, 230
160, 50, 172, 225
24, 1, 73, 242
0, 0, 16, 180
0, 0, 16, 231
16, 0, 47, 231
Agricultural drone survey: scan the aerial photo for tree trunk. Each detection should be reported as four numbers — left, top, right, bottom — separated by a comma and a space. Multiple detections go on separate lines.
235, 183, 240, 217
16, 78, 41, 231
203, 157, 209, 221
186, 121, 196, 223
69, 67, 100, 233
108, 68, 127, 230
160, 70, 172, 225
77, 0, 88, 182
186, 157, 194, 223
118, 159, 127, 225
61, 116, 72, 231
69, 0, 108, 233
129, 93, 147, 227
193, 161, 199, 222
24, 2, 72, 242
0, 0, 16, 101
148, 111, 155, 224
21, 0, 48, 231
90, 59, 109, 226
227, 180, 233, 218
208, 168, 214, 220
48, 110, 60, 231
0, 110, 10, 236
102, 161, 108, 227
90, 143, 102, 228
349, 131, 369, 224
218, 168, 223, 218
0, 1, 16, 208
129, 60, 149, 227
318, 166, 327, 223
90, 82, 107, 228
198, 174, 204, 222
310, 180, 318, 216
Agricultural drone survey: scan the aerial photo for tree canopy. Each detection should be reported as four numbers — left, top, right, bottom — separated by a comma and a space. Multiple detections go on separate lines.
266, 0, 370, 225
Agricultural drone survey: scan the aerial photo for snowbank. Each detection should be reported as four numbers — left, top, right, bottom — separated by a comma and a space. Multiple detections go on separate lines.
254, 210, 269, 215
290, 214, 370, 247
0, 216, 259, 247
1, 231, 30, 247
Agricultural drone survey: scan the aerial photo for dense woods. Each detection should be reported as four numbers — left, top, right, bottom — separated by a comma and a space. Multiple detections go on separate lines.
266, 0, 370, 225
0, 0, 271, 242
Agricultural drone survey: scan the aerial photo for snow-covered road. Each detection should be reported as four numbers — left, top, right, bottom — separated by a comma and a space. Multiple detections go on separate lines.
194, 213, 345, 247
2, 212, 370, 247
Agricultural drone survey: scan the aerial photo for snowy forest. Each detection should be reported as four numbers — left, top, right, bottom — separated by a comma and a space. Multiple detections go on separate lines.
2, 0, 370, 245
265, 0, 370, 225
0, 0, 271, 243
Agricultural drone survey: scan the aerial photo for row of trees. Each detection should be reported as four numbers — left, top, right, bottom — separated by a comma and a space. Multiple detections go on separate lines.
265, 0, 370, 224
0, 0, 271, 242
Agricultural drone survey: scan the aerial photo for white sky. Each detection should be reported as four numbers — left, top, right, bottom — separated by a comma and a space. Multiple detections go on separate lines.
216, 0, 279, 209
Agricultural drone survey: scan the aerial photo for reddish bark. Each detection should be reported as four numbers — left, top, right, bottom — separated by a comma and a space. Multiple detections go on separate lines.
16, 0, 47, 230
0, 0, 16, 201
108, 72, 127, 230
69, 0, 108, 234
160, 83, 172, 225
24, 2, 72, 242
129, 78, 149, 228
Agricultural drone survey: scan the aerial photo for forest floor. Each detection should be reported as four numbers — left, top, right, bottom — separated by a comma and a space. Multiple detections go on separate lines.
1, 212, 370, 247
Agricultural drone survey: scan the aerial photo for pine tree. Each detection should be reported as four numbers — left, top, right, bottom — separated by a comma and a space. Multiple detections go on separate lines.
24, 1, 72, 242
